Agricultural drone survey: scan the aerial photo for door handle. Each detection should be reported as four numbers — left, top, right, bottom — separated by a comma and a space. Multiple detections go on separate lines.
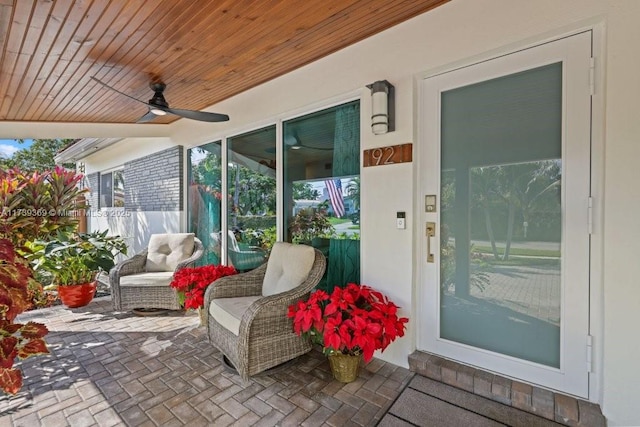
426, 222, 435, 263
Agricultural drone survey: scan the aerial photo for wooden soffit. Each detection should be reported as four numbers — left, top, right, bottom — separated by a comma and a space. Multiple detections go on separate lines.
0, 0, 448, 125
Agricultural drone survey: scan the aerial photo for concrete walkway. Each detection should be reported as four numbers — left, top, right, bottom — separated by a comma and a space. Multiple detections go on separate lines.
0, 297, 413, 426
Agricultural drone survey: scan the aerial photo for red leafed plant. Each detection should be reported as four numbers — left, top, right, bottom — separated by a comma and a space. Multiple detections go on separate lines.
0, 239, 49, 394
0, 166, 86, 395
170, 264, 237, 310
287, 283, 409, 363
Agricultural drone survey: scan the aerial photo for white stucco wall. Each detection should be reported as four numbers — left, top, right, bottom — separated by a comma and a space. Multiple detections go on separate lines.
89, 211, 183, 255
83, 137, 175, 172
83, 137, 181, 250
598, 3, 640, 426
77, 1, 640, 424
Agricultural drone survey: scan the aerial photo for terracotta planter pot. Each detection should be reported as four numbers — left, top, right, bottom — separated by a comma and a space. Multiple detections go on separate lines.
58, 282, 97, 308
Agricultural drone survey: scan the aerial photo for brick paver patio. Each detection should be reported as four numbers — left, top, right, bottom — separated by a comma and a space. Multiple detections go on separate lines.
471, 264, 561, 325
0, 297, 413, 427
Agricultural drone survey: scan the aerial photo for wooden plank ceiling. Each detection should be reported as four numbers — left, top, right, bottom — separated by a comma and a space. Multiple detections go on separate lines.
0, 0, 447, 124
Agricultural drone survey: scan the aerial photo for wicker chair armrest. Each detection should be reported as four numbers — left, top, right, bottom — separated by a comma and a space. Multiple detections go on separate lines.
202, 263, 266, 325
174, 238, 204, 272
110, 250, 148, 282
239, 288, 311, 337
109, 250, 147, 310
205, 263, 266, 300
238, 249, 326, 337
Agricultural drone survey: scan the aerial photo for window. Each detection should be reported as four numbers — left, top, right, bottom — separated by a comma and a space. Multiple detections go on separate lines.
186, 100, 360, 285
100, 169, 124, 208
283, 101, 360, 291
187, 141, 223, 265
227, 125, 277, 272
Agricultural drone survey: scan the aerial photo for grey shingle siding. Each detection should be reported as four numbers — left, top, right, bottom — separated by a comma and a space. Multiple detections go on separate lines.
124, 146, 183, 211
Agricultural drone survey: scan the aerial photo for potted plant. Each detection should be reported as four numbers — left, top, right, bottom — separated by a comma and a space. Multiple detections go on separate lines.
288, 283, 409, 382
289, 203, 334, 244
170, 264, 237, 324
30, 230, 128, 308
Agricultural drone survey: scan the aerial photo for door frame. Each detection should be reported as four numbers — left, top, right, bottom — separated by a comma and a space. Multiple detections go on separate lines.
414, 25, 605, 401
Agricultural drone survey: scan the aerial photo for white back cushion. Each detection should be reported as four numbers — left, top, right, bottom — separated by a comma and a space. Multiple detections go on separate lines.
145, 233, 195, 272
262, 242, 315, 296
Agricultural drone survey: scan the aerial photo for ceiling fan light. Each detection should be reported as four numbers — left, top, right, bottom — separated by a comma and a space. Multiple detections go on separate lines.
150, 107, 167, 116
290, 144, 302, 150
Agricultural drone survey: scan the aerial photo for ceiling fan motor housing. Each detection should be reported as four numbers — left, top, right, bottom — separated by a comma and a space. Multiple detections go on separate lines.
149, 83, 169, 108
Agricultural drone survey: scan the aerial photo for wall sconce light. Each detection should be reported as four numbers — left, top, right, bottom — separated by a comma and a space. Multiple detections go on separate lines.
366, 80, 395, 135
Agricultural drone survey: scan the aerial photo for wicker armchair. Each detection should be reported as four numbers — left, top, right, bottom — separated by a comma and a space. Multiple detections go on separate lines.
210, 231, 268, 272
110, 233, 204, 311
203, 242, 326, 380
227, 231, 268, 272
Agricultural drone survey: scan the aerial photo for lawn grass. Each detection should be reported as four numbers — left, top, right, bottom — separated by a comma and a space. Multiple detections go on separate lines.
481, 257, 560, 267
329, 217, 351, 225
473, 245, 560, 258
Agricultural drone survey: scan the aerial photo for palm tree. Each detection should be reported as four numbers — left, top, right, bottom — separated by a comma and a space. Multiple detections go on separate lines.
346, 177, 360, 210
471, 161, 561, 261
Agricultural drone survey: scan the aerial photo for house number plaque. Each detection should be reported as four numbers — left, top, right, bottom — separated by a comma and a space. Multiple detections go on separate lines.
363, 143, 412, 167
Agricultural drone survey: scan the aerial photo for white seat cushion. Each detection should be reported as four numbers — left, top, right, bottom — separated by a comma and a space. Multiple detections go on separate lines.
145, 233, 195, 272
262, 242, 315, 297
119, 271, 174, 287
210, 296, 261, 335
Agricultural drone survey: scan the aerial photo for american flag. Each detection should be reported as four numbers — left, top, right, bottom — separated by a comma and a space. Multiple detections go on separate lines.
325, 179, 345, 218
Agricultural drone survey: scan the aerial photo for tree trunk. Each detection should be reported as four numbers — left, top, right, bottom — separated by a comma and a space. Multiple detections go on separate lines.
232, 167, 240, 226
502, 199, 516, 261
74, 194, 87, 233
483, 205, 500, 260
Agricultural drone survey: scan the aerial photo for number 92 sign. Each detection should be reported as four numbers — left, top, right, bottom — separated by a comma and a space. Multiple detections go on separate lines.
363, 143, 412, 167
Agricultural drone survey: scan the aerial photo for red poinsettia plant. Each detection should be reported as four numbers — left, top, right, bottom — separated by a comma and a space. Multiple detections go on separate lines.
170, 264, 237, 310
287, 283, 409, 362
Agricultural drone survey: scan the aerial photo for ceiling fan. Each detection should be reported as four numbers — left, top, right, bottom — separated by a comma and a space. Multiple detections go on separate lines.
284, 134, 333, 151
90, 76, 230, 123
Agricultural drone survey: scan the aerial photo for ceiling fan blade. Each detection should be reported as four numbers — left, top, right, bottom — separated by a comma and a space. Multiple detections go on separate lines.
136, 110, 158, 123
165, 107, 229, 122
92, 76, 230, 123
90, 76, 148, 106
299, 143, 333, 151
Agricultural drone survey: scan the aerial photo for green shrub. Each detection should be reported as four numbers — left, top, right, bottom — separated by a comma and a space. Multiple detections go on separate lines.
235, 215, 276, 230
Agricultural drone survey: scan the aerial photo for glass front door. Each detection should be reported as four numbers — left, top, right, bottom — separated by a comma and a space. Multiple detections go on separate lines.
440, 63, 563, 368
420, 32, 592, 397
